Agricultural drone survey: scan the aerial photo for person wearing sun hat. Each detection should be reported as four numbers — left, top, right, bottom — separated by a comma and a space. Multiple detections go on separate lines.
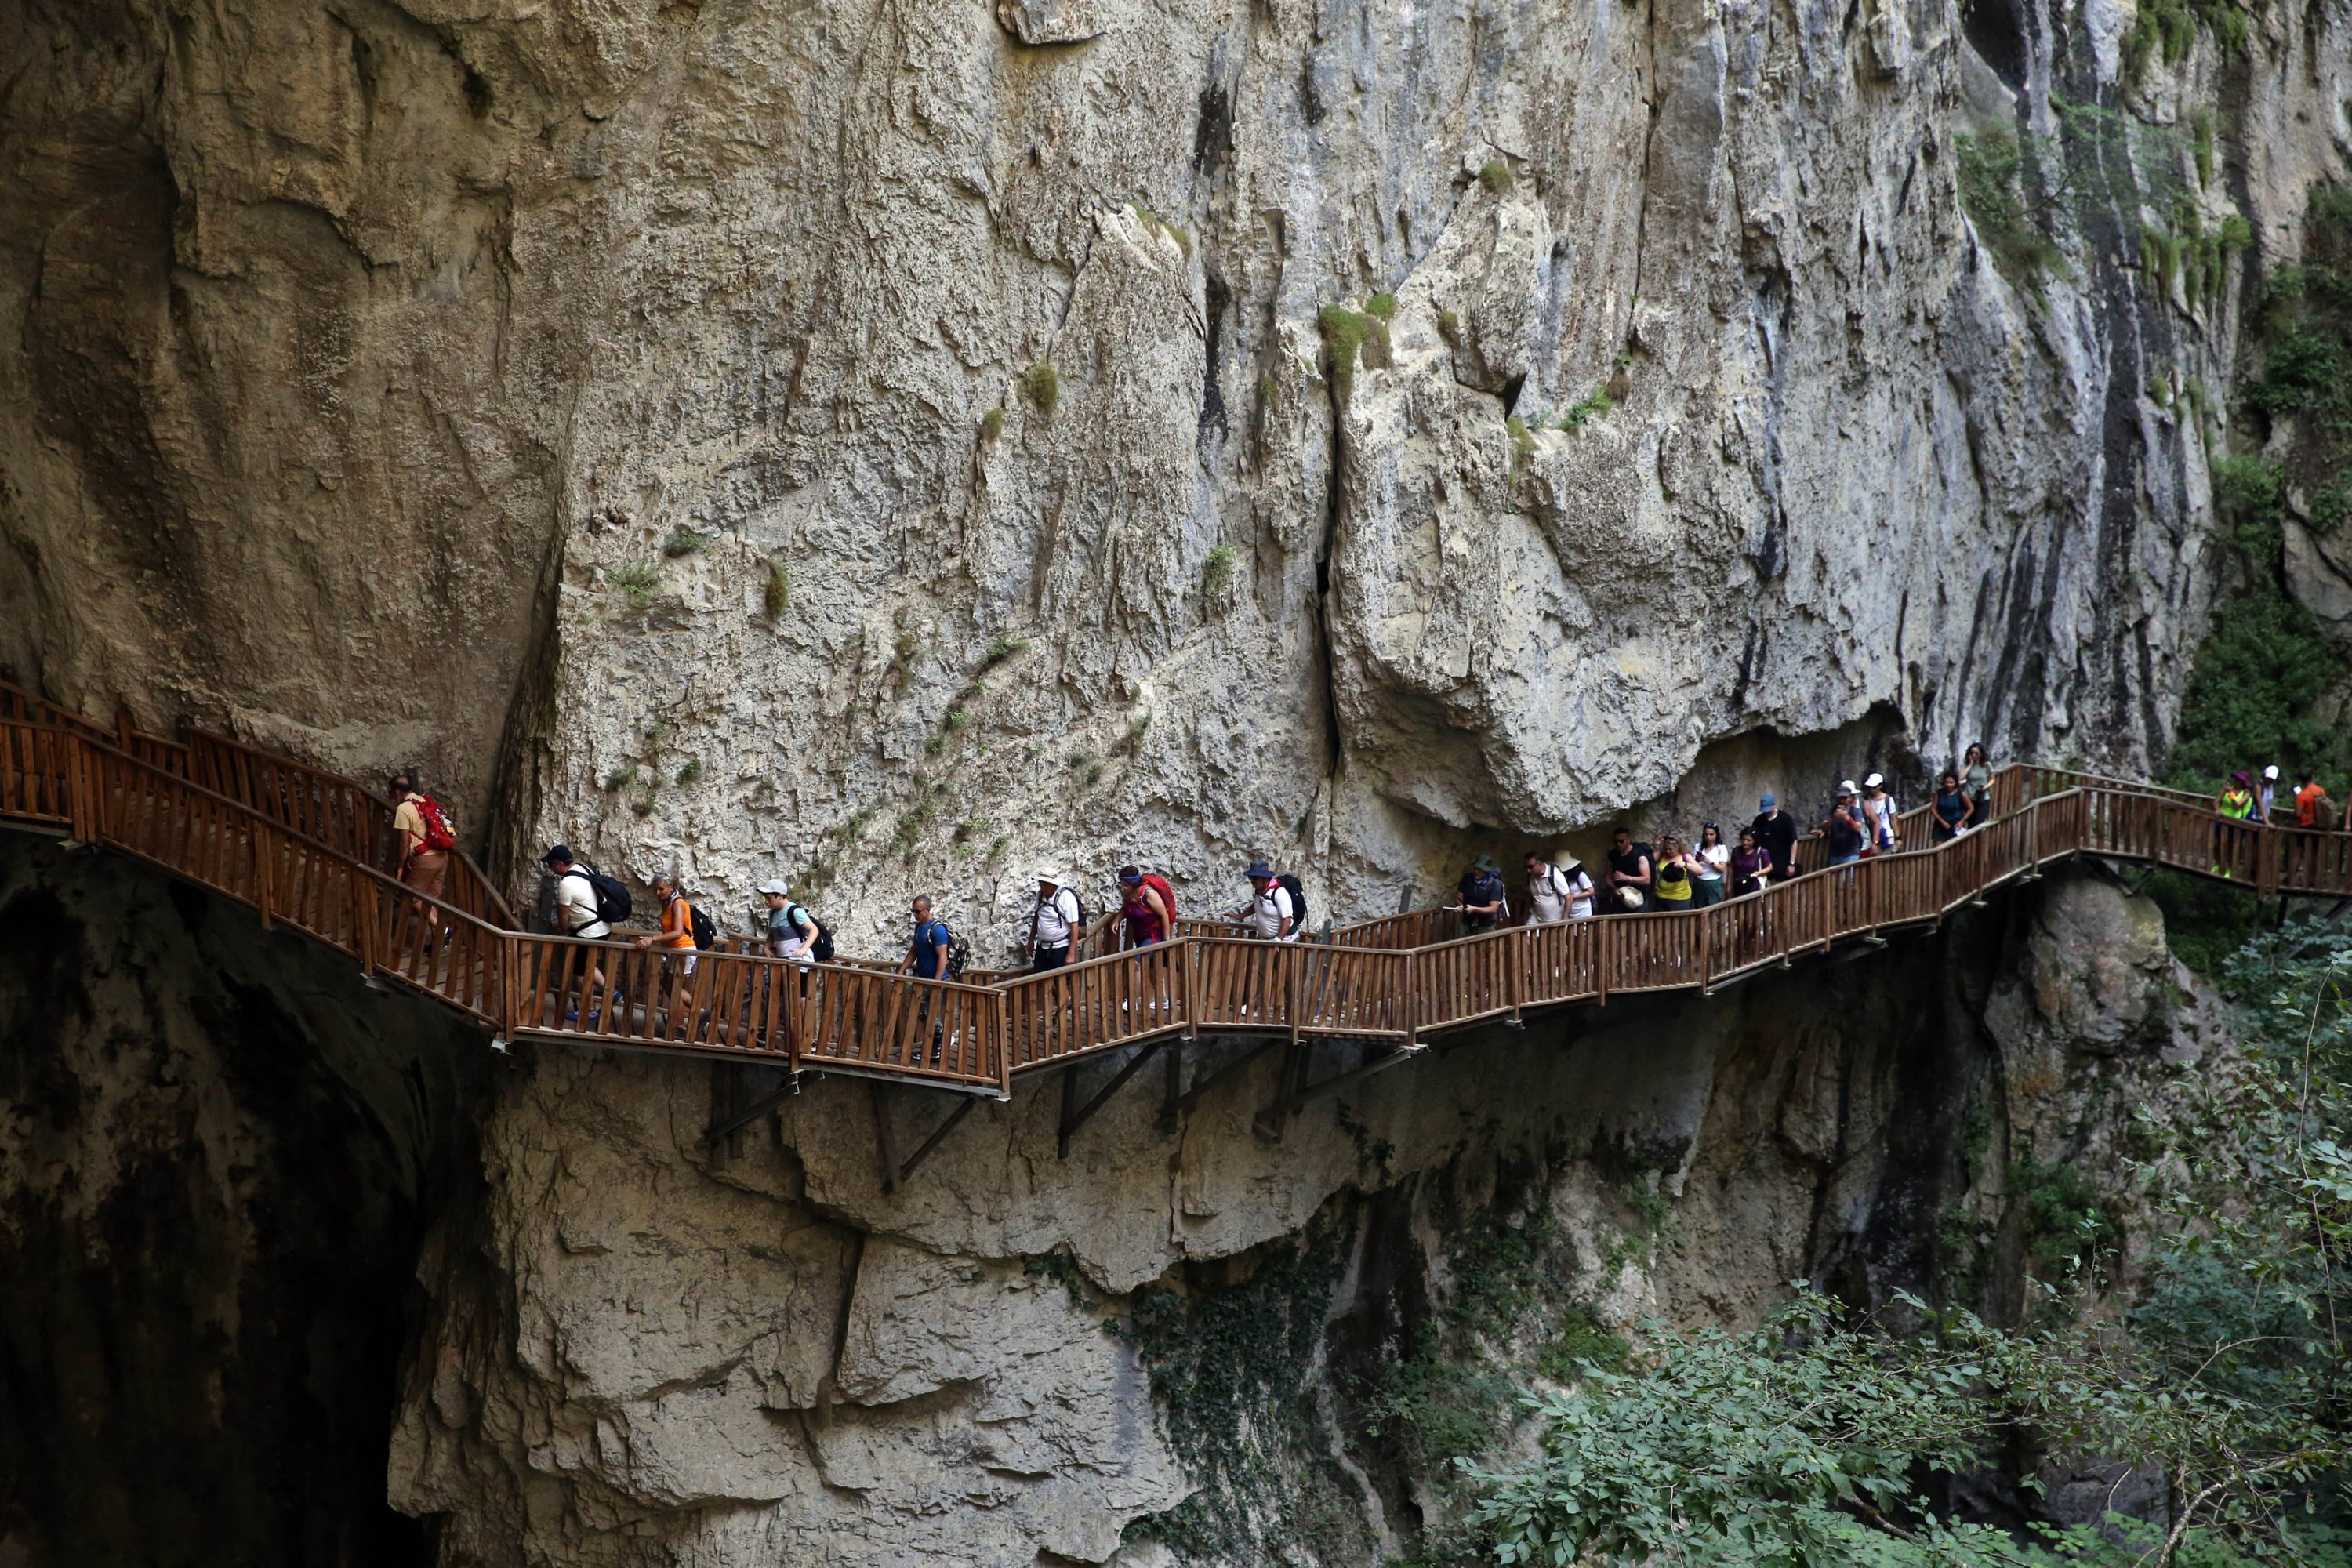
1861, 772, 1900, 854
1231, 859, 1295, 940
1025, 870, 1083, 971
1824, 781, 1867, 866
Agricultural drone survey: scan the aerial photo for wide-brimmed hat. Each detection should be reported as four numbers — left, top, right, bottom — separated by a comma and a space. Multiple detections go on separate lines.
1036, 869, 1065, 886
1616, 886, 1644, 909
1246, 859, 1274, 879
757, 878, 789, 895
1472, 854, 1501, 874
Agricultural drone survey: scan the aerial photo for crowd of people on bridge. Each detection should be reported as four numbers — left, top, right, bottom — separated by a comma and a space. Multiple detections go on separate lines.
377, 737, 2352, 993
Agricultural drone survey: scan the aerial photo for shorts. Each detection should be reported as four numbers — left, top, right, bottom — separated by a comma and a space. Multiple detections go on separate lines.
1692, 878, 1723, 907
662, 949, 699, 976
401, 850, 450, 901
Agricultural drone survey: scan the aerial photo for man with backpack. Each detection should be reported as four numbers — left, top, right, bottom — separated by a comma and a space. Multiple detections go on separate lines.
758, 880, 828, 966
901, 895, 953, 981
1232, 860, 1296, 941
540, 844, 615, 1023
1453, 855, 1508, 933
1523, 852, 1592, 923
390, 770, 455, 927
634, 873, 699, 1029
1025, 872, 1083, 970
1822, 782, 1867, 867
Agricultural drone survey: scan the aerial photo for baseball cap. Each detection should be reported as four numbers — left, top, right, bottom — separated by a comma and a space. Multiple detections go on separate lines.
1759, 792, 1777, 809
758, 878, 789, 895
1864, 772, 1884, 789
1838, 779, 1858, 797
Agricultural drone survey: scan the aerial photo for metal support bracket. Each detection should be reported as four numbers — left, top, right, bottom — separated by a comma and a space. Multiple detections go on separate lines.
1286, 1040, 1425, 1112
1163, 1036, 1279, 1125
869, 1080, 981, 1193
703, 1072, 804, 1146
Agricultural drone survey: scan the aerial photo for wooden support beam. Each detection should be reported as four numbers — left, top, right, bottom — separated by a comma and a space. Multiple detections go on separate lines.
1058, 1040, 1165, 1158
702, 1072, 802, 1146
1287, 1040, 1425, 1112
898, 1096, 978, 1185
870, 1080, 902, 1195
1167, 1036, 1279, 1120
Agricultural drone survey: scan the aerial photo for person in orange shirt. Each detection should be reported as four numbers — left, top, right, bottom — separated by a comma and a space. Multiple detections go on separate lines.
635, 874, 698, 1031
2292, 771, 2338, 829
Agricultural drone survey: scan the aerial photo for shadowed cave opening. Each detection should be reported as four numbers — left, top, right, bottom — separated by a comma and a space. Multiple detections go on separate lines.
0, 840, 479, 1567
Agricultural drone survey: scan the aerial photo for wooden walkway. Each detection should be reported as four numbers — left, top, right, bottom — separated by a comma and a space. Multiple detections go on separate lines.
5, 683, 2350, 1114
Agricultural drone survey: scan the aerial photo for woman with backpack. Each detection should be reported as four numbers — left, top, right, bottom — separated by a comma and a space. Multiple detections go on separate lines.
635, 874, 699, 1030
1109, 866, 1175, 947
390, 770, 455, 927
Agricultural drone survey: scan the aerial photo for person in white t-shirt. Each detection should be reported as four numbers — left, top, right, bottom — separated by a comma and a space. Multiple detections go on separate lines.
1861, 774, 1901, 853
1691, 823, 1730, 907
1522, 852, 1594, 924
1025, 872, 1083, 971
539, 844, 610, 1024
1231, 859, 1295, 940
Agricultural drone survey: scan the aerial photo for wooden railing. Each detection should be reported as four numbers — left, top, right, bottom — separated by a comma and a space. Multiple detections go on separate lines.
8, 701, 2352, 1102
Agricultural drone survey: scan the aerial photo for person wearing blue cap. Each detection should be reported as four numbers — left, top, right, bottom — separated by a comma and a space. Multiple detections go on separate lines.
1750, 792, 1798, 881
1231, 859, 1295, 940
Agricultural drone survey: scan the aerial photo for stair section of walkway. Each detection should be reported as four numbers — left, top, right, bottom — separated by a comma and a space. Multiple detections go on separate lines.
5, 688, 2350, 1102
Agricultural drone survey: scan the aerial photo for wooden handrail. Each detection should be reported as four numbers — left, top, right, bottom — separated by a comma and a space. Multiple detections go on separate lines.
9, 715, 2352, 1102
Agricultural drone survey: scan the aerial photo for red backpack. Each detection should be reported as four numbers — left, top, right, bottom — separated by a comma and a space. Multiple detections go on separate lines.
1140, 873, 1178, 923
411, 794, 458, 854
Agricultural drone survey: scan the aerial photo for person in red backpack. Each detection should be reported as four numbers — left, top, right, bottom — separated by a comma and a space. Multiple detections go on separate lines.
1107, 865, 1175, 947
390, 770, 453, 925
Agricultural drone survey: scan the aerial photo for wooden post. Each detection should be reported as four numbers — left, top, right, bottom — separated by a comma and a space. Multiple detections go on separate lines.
1595, 916, 1610, 1006
65, 736, 93, 846
254, 826, 274, 931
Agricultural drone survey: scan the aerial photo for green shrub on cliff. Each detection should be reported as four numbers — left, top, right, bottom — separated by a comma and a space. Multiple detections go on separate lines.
1955, 133, 2065, 292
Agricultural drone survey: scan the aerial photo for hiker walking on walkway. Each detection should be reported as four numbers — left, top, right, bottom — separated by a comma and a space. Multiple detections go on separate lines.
1690, 824, 1729, 906
1523, 852, 1593, 923
1454, 855, 1508, 933
1861, 775, 1900, 854
1606, 827, 1654, 912
390, 771, 452, 928
1105, 866, 1175, 948
1962, 743, 1994, 827
1026, 872, 1083, 970
760, 880, 824, 965
2214, 771, 2258, 877
1730, 827, 1771, 897
1750, 793, 1798, 882
2255, 764, 2281, 823
1233, 861, 1296, 940
1652, 834, 1694, 909
542, 845, 611, 1022
901, 895, 953, 979
633, 873, 698, 1029
1822, 783, 1867, 867
2291, 771, 2339, 830
1932, 771, 1969, 842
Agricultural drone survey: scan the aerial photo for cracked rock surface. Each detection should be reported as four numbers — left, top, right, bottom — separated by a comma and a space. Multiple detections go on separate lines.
5, 0, 2347, 960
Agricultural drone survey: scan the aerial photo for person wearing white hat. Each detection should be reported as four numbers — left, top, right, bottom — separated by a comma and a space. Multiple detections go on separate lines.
1025, 871, 1083, 971
1823, 782, 1867, 866
760, 878, 823, 963
1861, 772, 1900, 855
2256, 764, 2281, 824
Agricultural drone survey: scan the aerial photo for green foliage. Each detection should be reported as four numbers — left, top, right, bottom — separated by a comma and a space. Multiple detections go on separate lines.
1199, 540, 1236, 601
601, 764, 637, 791
2167, 590, 2343, 789
2143, 869, 2260, 980
1127, 198, 1193, 260
2212, 454, 2285, 514
979, 406, 1004, 441
2124, 0, 2250, 75
1559, 385, 1614, 431
978, 631, 1027, 671
610, 560, 659, 617
761, 557, 789, 619
1956, 132, 2065, 292
1319, 303, 1388, 389
2245, 186, 2352, 541
1504, 414, 1534, 471
672, 757, 702, 787
2007, 1157, 2117, 1282
1022, 360, 1059, 417
1363, 290, 1399, 321
1534, 1305, 1630, 1384
2193, 109, 2216, 186
1478, 159, 1513, 194
1120, 1224, 1353, 1560
1436, 307, 1462, 347
661, 528, 710, 558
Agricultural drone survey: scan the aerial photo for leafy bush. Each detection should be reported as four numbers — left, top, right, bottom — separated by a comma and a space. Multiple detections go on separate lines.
1363, 290, 1399, 321
762, 557, 789, 619
2168, 588, 2343, 789
1022, 361, 1059, 417
1956, 132, 2066, 291
1199, 540, 1236, 601
610, 561, 659, 617
1478, 159, 1513, 194
1319, 303, 1384, 389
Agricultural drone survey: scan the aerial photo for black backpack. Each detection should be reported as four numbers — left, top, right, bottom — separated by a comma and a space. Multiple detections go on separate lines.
789, 904, 836, 963
1277, 872, 1308, 931
688, 901, 718, 950
946, 929, 971, 979
574, 864, 632, 925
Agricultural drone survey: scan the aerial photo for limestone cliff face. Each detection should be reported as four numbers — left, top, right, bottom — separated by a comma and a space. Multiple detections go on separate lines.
6, 0, 2347, 956
372, 863, 2216, 1566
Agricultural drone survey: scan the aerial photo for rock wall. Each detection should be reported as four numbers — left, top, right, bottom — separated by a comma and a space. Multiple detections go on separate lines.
5, 0, 2347, 959
0, 832, 491, 1566
372, 862, 2217, 1566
